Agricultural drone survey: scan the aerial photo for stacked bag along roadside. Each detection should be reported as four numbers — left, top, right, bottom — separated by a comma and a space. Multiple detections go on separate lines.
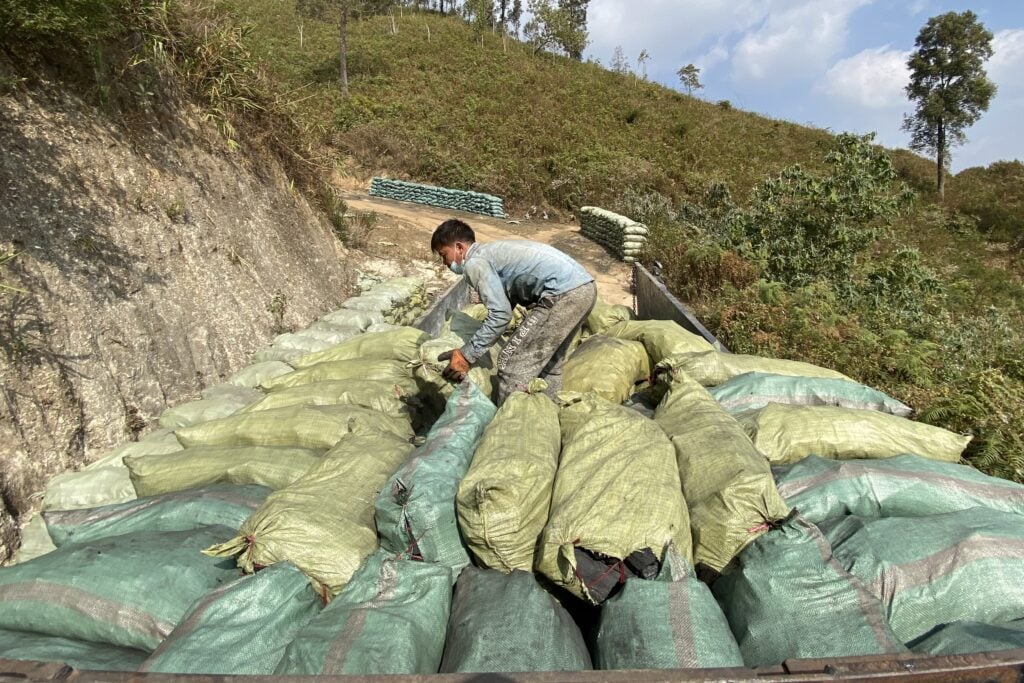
370, 177, 507, 218
579, 206, 649, 262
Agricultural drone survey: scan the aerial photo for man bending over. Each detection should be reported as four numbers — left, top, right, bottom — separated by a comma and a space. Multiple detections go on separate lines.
431, 218, 597, 404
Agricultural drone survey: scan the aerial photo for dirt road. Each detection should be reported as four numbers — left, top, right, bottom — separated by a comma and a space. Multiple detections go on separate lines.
342, 192, 634, 306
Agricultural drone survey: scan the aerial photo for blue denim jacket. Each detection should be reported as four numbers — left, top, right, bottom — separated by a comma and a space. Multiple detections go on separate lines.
459, 240, 593, 363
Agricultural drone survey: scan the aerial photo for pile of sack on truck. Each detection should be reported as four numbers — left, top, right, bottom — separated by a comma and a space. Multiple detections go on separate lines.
3, 281, 1022, 676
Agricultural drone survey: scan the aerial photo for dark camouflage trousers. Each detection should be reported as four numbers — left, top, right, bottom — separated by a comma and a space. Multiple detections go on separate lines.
496, 282, 597, 405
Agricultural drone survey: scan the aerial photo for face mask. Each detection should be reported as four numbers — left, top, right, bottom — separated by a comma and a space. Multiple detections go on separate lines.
449, 260, 465, 275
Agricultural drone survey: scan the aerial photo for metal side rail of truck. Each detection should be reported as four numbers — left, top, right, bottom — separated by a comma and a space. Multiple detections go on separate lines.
2, 263, 1022, 683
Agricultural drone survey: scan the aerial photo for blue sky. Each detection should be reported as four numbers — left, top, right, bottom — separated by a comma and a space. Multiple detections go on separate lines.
585, 1, 1024, 171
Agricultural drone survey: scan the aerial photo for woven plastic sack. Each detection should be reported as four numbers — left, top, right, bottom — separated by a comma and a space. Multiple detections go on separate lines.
139, 562, 320, 674
201, 384, 262, 404
538, 393, 691, 604
290, 326, 360, 345
710, 372, 913, 417
584, 300, 634, 336
439, 567, 592, 673
562, 336, 649, 404
290, 328, 428, 369
595, 552, 744, 670
660, 350, 851, 387
0, 526, 239, 651
227, 361, 293, 388
44, 485, 271, 546
457, 382, 560, 572
375, 382, 496, 574
739, 403, 972, 465
654, 372, 790, 573
276, 552, 452, 675
204, 428, 415, 598
413, 334, 499, 402
823, 508, 1024, 643
775, 455, 1024, 524
158, 396, 254, 430
9, 515, 56, 565
271, 333, 332, 354
251, 347, 306, 364
604, 320, 714, 365
175, 404, 412, 450
258, 358, 416, 393
443, 310, 484, 343
0, 629, 147, 671
126, 446, 322, 497
909, 620, 1024, 656
42, 431, 184, 511
319, 309, 384, 330
240, 379, 411, 418
341, 294, 392, 312
712, 514, 906, 667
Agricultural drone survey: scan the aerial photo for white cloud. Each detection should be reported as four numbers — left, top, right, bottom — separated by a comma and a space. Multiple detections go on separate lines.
586, 0, 768, 71
730, 0, 874, 84
990, 28, 1024, 96
818, 46, 910, 108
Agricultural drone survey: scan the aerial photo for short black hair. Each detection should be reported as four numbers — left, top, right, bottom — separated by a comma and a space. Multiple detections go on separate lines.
431, 218, 476, 254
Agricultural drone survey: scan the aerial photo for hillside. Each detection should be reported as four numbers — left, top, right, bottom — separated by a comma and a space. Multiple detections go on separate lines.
226, 3, 1024, 479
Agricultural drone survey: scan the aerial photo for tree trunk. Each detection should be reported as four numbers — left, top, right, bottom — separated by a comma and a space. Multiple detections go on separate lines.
339, 4, 349, 96
936, 118, 945, 201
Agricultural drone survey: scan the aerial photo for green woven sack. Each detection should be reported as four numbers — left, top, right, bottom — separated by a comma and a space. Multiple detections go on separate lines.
824, 508, 1024, 643
604, 320, 714, 365
375, 382, 495, 574
258, 359, 416, 393
276, 552, 452, 675
126, 446, 322, 497
595, 554, 744, 670
271, 333, 332, 354
439, 567, 592, 673
909, 620, 1024, 656
710, 372, 913, 416
319, 309, 384, 330
775, 455, 1024, 524
584, 300, 634, 336
654, 372, 790, 573
158, 396, 255, 430
0, 526, 239, 651
290, 327, 428, 369
413, 334, 499, 402
240, 379, 411, 418
712, 514, 906, 667
205, 429, 415, 598
563, 336, 649, 404
0, 629, 147, 671
251, 347, 307, 364
139, 563, 320, 674
43, 431, 184, 511
227, 361, 293, 388
201, 384, 262, 404
457, 382, 560, 572
9, 515, 56, 565
538, 394, 691, 603
739, 403, 971, 465
43, 485, 271, 546
659, 350, 850, 387
175, 404, 412, 450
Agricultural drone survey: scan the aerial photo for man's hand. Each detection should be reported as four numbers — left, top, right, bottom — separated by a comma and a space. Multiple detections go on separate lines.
438, 349, 471, 382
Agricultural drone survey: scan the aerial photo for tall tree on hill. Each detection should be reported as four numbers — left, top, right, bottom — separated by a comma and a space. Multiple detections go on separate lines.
508, 0, 522, 37
523, 0, 585, 58
557, 0, 589, 60
296, 0, 395, 95
677, 63, 702, 95
902, 10, 997, 200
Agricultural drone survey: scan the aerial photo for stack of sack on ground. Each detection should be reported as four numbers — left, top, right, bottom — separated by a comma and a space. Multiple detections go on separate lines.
370, 177, 506, 218
579, 206, 649, 262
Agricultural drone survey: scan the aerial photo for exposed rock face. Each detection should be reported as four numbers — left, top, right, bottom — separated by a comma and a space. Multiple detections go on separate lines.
0, 85, 354, 561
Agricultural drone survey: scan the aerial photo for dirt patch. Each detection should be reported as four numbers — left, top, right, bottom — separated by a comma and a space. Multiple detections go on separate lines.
341, 192, 633, 306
